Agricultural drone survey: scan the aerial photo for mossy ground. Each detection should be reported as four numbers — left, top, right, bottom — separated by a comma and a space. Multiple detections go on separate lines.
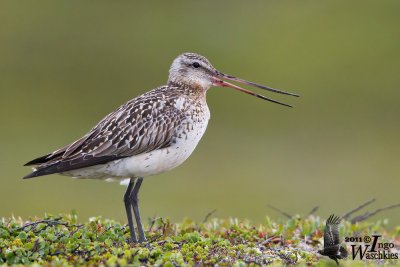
0, 212, 398, 266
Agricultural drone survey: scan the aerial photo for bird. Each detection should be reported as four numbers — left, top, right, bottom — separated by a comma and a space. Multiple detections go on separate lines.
23, 52, 299, 243
318, 214, 348, 265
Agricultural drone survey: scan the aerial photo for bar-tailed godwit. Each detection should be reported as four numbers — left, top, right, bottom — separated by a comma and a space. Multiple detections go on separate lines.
24, 52, 298, 243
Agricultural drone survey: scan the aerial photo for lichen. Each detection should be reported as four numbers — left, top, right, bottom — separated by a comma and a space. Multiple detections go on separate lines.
0, 213, 398, 266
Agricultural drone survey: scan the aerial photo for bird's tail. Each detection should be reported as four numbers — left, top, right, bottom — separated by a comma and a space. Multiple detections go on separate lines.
339, 246, 348, 258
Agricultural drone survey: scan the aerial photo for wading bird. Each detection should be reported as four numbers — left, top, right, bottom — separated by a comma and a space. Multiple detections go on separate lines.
24, 53, 298, 243
318, 214, 348, 265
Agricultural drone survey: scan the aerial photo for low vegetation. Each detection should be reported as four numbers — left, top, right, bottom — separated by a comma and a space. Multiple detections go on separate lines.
0, 209, 399, 266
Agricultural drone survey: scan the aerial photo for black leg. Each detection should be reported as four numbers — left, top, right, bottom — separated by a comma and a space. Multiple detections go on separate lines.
124, 178, 137, 243
334, 258, 339, 265
130, 177, 147, 242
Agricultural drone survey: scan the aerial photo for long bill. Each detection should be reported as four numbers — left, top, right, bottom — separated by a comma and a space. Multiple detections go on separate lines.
212, 72, 299, 108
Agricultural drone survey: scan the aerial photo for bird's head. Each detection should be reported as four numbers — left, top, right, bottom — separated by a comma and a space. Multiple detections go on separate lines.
168, 53, 216, 91
168, 52, 299, 107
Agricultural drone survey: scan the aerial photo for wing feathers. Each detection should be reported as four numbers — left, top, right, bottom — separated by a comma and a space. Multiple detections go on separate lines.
324, 214, 341, 248
24, 87, 186, 178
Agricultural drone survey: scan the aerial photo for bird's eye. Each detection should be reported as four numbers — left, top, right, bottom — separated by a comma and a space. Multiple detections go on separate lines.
192, 62, 200, 68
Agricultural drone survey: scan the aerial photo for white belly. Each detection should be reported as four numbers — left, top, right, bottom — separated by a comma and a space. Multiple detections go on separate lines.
64, 112, 210, 184
119, 128, 205, 177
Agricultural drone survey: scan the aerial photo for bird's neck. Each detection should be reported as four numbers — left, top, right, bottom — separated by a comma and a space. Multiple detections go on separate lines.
168, 80, 208, 101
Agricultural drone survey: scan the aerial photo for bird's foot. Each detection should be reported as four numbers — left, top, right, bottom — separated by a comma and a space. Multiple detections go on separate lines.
129, 236, 138, 244
138, 236, 147, 243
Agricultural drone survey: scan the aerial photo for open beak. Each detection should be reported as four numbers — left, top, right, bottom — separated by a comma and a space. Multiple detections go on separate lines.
212, 71, 299, 107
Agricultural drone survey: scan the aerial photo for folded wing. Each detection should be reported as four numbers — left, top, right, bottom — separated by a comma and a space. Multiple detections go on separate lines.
24, 88, 185, 178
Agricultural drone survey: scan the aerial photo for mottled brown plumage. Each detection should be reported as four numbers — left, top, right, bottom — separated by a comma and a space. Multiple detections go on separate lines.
24, 85, 203, 178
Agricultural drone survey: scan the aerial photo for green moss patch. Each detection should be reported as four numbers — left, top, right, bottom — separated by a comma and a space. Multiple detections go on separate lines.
0, 213, 398, 266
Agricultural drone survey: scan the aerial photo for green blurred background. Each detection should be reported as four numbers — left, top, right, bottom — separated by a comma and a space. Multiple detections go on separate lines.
1, 1, 399, 226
